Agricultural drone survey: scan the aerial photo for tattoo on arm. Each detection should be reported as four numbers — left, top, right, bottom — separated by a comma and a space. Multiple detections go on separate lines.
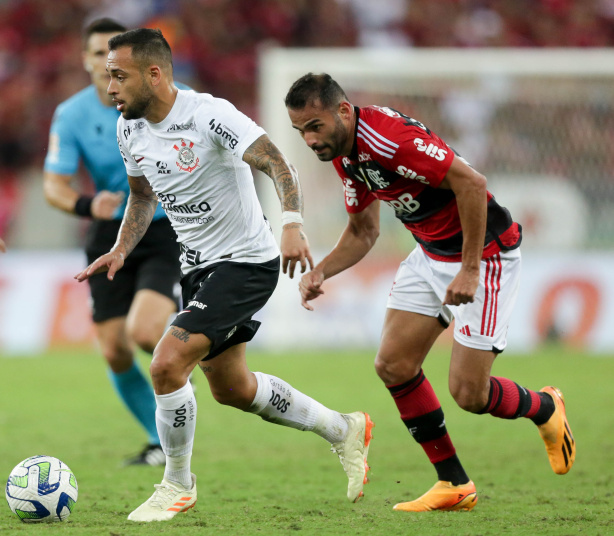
114, 175, 158, 256
243, 134, 302, 213
170, 327, 191, 343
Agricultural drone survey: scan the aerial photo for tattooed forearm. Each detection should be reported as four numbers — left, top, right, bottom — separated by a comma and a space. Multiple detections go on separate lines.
113, 175, 157, 257
243, 134, 303, 213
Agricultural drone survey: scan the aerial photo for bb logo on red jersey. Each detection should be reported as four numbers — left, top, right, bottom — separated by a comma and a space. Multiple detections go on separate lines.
386, 192, 421, 215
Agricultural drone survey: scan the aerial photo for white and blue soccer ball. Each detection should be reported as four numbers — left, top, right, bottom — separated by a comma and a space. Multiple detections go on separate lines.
5, 455, 78, 522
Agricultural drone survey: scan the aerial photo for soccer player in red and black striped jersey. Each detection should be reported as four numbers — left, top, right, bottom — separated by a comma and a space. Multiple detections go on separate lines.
285, 73, 575, 512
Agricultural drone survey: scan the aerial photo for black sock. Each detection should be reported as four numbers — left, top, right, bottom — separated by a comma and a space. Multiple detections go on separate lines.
530, 392, 556, 425
433, 455, 470, 486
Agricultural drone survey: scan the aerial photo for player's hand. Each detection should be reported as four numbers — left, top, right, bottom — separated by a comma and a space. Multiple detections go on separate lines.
91, 191, 124, 220
280, 224, 314, 279
74, 250, 125, 282
299, 268, 325, 311
443, 267, 480, 306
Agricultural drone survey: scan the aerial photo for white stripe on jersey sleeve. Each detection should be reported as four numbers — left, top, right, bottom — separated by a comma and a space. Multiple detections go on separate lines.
357, 133, 395, 159
359, 119, 400, 148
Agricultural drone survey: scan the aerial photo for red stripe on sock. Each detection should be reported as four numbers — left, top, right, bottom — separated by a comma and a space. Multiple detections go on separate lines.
388, 372, 441, 420
524, 389, 542, 419
488, 376, 519, 418
421, 433, 457, 464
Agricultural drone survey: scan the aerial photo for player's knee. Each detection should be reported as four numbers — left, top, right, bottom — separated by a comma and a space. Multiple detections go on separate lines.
450, 383, 488, 413
210, 385, 252, 410
149, 350, 177, 384
98, 340, 133, 372
374, 352, 420, 386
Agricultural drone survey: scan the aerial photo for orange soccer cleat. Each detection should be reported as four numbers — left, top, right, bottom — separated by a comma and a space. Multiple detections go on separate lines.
393, 480, 478, 512
537, 386, 576, 475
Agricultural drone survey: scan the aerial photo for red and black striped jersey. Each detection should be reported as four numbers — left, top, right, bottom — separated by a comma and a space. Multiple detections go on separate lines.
332, 106, 521, 261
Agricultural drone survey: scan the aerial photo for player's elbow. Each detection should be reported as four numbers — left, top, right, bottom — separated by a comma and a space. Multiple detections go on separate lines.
349, 221, 379, 249
365, 224, 380, 248
42, 180, 59, 207
471, 170, 488, 193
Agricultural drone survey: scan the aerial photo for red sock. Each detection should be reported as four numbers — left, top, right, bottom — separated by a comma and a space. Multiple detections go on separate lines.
482, 376, 543, 419
387, 370, 457, 464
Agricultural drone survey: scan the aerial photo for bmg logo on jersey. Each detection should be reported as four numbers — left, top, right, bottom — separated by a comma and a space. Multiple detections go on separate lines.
209, 119, 239, 149
414, 138, 447, 161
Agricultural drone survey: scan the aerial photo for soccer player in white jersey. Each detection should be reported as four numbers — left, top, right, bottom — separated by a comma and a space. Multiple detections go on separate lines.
75, 29, 374, 522
44, 19, 184, 467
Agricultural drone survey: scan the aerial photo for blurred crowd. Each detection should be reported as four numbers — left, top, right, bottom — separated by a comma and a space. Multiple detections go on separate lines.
1, 0, 614, 244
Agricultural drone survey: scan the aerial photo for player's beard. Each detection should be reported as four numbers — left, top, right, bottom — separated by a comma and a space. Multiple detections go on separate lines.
313, 114, 349, 161
122, 78, 155, 120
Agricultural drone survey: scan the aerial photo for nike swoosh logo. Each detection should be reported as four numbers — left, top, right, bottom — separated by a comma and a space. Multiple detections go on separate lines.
177, 310, 191, 315
135, 156, 145, 162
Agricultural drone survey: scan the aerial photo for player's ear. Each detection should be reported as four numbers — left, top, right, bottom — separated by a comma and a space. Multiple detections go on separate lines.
338, 100, 353, 119
149, 65, 162, 86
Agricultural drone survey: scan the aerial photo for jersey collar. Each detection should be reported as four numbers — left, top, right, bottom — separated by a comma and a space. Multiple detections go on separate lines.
347, 106, 361, 163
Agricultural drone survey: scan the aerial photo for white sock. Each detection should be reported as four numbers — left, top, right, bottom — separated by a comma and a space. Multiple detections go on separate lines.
248, 372, 348, 443
155, 381, 197, 489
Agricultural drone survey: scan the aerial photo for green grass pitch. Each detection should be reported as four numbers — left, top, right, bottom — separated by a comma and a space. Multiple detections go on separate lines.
0, 346, 612, 535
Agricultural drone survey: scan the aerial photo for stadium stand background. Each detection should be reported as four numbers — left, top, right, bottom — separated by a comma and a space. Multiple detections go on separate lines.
2, 0, 614, 247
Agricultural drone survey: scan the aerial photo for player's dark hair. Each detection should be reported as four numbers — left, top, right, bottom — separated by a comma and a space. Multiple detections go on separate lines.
108, 28, 173, 72
83, 18, 126, 48
285, 73, 348, 110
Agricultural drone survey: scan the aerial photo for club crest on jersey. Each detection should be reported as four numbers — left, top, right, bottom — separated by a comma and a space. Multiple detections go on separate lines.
173, 139, 200, 172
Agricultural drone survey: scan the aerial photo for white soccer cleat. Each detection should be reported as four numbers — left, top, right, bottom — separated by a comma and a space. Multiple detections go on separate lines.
127, 474, 197, 522
331, 411, 374, 502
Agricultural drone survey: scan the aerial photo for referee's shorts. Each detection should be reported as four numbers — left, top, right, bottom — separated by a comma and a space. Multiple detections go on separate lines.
85, 218, 181, 323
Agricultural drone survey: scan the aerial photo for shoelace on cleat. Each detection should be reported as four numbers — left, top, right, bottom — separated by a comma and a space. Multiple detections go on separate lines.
149, 484, 181, 510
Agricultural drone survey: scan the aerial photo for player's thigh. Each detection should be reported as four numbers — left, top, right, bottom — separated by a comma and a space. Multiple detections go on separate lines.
375, 308, 446, 384
126, 289, 177, 349
378, 248, 450, 383
445, 249, 521, 353
448, 340, 497, 412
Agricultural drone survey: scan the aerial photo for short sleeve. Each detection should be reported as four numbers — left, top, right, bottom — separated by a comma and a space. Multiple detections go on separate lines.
332, 159, 376, 213
388, 130, 454, 188
116, 123, 143, 177
43, 105, 80, 175
203, 97, 266, 158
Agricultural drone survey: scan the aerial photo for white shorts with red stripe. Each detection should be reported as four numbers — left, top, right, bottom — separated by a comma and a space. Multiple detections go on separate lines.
387, 245, 521, 352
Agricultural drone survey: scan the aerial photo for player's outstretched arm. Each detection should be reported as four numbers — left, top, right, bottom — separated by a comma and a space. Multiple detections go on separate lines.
43, 171, 124, 219
439, 155, 487, 306
299, 201, 380, 311
243, 134, 313, 278
75, 174, 157, 282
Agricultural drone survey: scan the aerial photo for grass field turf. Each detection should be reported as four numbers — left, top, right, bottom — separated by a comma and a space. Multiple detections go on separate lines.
0, 346, 612, 535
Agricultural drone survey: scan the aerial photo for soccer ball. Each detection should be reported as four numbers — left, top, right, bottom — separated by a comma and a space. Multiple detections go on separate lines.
5, 455, 78, 522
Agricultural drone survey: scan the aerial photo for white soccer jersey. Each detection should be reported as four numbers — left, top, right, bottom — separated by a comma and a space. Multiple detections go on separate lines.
116, 89, 279, 274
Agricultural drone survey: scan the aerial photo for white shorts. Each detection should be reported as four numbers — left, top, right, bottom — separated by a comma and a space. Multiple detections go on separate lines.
387, 246, 521, 352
